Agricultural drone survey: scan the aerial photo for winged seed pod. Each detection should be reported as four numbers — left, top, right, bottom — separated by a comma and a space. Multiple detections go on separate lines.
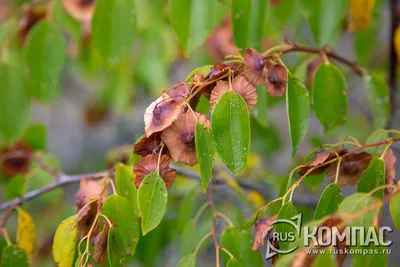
209, 75, 258, 112
161, 112, 210, 166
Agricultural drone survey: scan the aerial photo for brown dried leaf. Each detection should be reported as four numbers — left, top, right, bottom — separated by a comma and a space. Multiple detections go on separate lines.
0, 141, 33, 179
206, 16, 238, 60
244, 48, 266, 86
144, 93, 183, 137
209, 76, 257, 112
77, 200, 99, 240
133, 154, 176, 189
75, 179, 105, 210
327, 152, 373, 186
264, 60, 287, 98
18, 4, 47, 45
161, 112, 210, 166
299, 149, 347, 176
133, 133, 163, 157
93, 220, 111, 265
252, 215, 277, 250
306, 57, 323, 88
384, 148, 396, 195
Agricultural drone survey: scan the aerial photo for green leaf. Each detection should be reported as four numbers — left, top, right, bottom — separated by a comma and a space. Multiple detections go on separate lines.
195, 123, 214, 192
108, 227, 128, 266
195, 95, 211, 115
0, 63, 30, 143
354, 20, 379, 65
338, 193, 378, 227
352, 242, 388, 267
253, 85, 268, 127
17, 208, 36, 258
304, 173, 325, 191
102, 195, 140, 255
231, 0, 267, 50
26, 170, 62, 205
211, 91, 250, 175
314, 184, 344, 220
275, 202, 298, 251
21, 124, 47, 151
389, 191, 400, 231
179, 218, 212, 256
220, 227, 263, 266
169, 0, 229, 55
134, 0, 154, 30
312, 252, 336, 267
138, 171, 168, 235
185, 65, 213, 82
0, 246, 28, 267
364, 73, 390, 129
25, 20, 66, 102
313, 63, 347, 133
177, 254, 196, 267
357, 157, 386, 200
227, 258, 244, 267
52, 216, 77, 267
304, 0, 349, 45
266, 0, 299, 31
364, 129, 388, 155
53, 0, 81, 42
286, 73, 310, 156
6, 175, 26, 200
92, 0, 136, 65
177, 187, 198, 233
115, 164, 139, 217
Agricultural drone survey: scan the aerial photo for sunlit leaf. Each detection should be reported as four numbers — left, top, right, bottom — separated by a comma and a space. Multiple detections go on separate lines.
25, 20, 66, 102
286, 73, 310, 156
314, 184, 344, 220
138, 171, 168, 235
313, 63, 347, 133
231, 0, 267, 50
169, 0, 229, 55
350, 0, 376, 30
312, 251, 336, 266
17, 208, 36, 258
338, 193, 378, 227
92, 0, 136, 65
211, 91, 250, 175
52, 216, 77, 267
102, 195, 140, 255
352, 242, 388, 267
195, 123, 214, 192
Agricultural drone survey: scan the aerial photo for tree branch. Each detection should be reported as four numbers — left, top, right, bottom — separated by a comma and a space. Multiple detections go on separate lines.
264, 44, 364, 75
1, 137, 399, 212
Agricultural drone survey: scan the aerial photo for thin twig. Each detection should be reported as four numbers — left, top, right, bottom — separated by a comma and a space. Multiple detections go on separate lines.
264, 44, 364, 75
0, 171, 108, 211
